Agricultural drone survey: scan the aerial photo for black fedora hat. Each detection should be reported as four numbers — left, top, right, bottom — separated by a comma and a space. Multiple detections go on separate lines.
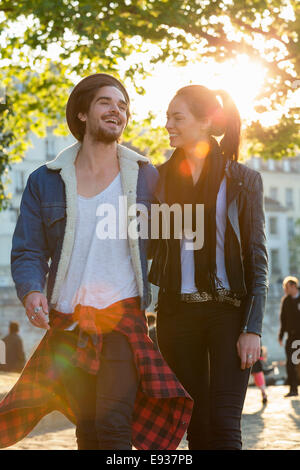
66, 73, 130, 140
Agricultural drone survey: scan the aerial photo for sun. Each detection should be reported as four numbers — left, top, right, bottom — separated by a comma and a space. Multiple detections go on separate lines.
129, 54, 268, 126
183, 54, 268, 123
208, 55, 268, 122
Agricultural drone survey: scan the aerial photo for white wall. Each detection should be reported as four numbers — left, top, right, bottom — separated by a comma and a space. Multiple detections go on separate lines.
0, 131, 75, 285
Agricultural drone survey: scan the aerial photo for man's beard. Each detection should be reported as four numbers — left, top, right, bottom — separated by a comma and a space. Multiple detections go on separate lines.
89, 122, 122, 143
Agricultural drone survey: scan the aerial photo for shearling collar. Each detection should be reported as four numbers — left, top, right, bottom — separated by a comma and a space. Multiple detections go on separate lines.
46, 141, 149, 170
45, 140, 148, 307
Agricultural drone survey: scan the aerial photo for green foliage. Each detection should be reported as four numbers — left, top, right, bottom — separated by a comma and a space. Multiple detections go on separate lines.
123, 113, 170, 164
246, 112, 300, 159
0, 0, 299, 207
0, 98, 14, 210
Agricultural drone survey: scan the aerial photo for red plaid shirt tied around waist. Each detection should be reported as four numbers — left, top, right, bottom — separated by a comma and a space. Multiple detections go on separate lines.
0, 297, 193, 450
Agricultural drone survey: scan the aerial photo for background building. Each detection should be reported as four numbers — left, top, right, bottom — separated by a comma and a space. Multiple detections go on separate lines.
0, 131, 75, 287
0, 132, 75, 356
246, 156, 300, 290
245, 156, 300, 357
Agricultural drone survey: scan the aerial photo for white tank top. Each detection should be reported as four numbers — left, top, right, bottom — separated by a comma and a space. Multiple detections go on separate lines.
55, 173, 138, 313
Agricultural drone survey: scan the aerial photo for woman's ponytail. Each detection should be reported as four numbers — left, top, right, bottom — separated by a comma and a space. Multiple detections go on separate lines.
214, 89, 241, 161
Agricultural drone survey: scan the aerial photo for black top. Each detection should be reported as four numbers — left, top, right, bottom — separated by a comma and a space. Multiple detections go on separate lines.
279, 291, 300, 341
149, 157, 268, 336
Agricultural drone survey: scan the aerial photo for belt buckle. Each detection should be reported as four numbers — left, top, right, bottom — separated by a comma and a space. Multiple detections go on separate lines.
181, 291, 211, 303
181, 290, 241, 306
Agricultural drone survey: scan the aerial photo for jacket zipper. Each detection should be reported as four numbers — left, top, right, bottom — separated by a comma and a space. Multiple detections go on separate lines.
153, 195, 169, 282
242, 295, 254, 333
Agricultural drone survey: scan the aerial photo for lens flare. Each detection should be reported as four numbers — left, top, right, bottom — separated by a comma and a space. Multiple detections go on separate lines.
178, 141, 210, 176
179, 159, 192, 177
195, 141, 210, 159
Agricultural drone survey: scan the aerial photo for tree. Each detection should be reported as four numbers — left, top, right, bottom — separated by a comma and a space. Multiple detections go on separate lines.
0, 0, 299, 207
0, 98, 14, 211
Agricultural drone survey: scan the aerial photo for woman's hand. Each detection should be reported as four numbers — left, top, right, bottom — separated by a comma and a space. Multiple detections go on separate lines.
236, 332, 261, 370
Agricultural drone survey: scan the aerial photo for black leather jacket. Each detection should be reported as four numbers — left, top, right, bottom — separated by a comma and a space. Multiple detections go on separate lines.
149, 159, 269, 336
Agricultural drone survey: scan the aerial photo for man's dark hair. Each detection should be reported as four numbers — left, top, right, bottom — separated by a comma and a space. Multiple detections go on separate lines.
66, 73, 130, 141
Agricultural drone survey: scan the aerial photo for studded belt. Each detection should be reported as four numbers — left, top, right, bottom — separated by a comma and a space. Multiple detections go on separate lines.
180, 289, 242, 307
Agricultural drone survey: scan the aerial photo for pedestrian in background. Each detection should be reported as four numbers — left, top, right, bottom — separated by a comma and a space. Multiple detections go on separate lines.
251, 346, 268, 405
278, 276, 300, 398
0, 322, 26, 373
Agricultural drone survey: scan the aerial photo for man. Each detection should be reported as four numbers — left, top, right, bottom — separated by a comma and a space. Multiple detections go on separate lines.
278, 276, 300, 397
1, 73, 193, 450
0, 322, 26, 372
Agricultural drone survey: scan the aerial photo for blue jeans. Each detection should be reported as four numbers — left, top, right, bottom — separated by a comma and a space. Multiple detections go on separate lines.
54, 329, 139, 450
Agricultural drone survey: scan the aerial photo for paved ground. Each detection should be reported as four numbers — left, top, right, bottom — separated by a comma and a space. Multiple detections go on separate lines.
1, 372, 300, 450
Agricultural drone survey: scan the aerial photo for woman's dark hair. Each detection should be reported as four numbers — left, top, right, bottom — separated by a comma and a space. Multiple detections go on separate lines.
66, 73, 131, 141
174, 85, 241, 161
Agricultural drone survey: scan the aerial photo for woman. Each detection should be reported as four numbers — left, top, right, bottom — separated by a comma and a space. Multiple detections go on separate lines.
149, 85, 268, 450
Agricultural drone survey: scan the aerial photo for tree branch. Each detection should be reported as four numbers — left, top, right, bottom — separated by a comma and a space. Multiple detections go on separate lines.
231, 18, 288, 46
185, 26, 293, 83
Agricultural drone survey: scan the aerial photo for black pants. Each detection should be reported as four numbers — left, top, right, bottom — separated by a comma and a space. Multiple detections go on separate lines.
53, 329, 139, 450
285, 338, 299, 393
156, 295, 250, 450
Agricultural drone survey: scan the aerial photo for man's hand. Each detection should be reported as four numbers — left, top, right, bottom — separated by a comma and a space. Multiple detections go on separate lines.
24, 292, 50, 330
237, 332, 261, 370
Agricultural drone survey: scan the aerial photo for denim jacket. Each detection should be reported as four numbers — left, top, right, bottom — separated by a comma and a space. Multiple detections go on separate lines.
11, 142, 159, 311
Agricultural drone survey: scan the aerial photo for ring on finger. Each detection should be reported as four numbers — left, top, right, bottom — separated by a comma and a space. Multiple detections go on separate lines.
34, 306, 42, 314
30, 312, 39, 321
